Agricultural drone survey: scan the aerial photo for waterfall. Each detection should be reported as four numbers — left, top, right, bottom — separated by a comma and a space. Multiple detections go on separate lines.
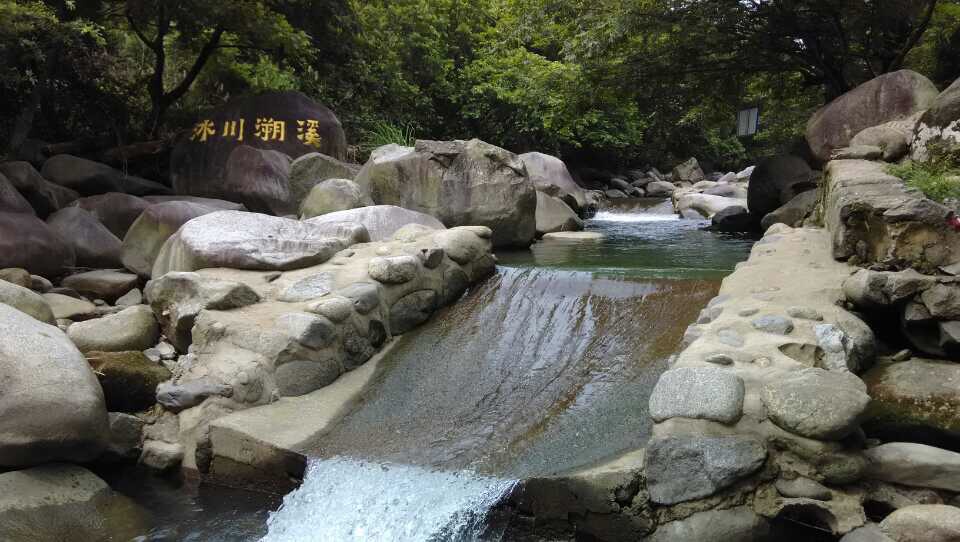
261, 457, 516, 542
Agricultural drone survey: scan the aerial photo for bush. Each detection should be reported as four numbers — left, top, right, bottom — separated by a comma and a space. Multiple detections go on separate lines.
888, 142, 960, 203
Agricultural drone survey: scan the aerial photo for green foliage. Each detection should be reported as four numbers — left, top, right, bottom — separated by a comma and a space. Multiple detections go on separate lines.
1, 0, 957, 172
888, 143, 960, 203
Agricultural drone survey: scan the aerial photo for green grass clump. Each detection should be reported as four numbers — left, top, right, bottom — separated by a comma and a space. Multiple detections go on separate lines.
360, 121, 415, 155
887, 142, 960, 203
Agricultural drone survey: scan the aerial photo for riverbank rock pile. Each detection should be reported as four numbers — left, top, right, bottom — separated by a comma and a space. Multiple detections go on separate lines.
634, 70, 960, 541
0, 203, 496, 478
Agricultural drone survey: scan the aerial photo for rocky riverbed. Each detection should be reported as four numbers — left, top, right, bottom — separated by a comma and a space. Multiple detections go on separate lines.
2, 69, 960, 541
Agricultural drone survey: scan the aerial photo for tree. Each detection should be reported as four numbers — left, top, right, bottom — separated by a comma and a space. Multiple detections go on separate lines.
111, 0, 311, 137
618, 0, 941, 101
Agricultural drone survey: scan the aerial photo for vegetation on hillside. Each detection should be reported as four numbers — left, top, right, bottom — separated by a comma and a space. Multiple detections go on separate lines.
2, 0, 959, 171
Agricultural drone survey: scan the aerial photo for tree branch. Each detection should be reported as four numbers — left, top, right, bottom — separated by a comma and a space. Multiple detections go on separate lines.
887, 0, 939, 72
163, 26, 225, 106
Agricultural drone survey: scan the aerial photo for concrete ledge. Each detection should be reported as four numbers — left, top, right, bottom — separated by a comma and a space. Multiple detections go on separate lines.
206, 340, 397, 489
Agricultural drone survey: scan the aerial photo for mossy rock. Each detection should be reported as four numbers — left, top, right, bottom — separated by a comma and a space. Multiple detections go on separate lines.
86, 351, 171, 413
862, 358, 960, 450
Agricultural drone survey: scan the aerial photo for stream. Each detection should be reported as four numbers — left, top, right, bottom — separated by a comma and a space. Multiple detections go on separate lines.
115, 199, 756, 541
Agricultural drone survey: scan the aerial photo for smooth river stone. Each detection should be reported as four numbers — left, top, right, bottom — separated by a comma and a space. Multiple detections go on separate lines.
649, 366, 744, 424
645, 435, 767, 505
761, 368, 870, 440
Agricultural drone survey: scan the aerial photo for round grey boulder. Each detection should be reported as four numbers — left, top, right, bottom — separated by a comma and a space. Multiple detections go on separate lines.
0, 303, 108, 466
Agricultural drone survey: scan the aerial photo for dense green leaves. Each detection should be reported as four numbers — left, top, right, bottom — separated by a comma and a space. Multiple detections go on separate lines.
2, 0, 958, 170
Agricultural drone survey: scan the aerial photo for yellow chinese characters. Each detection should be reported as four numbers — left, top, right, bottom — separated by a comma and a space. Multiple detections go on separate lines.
254, 118, 286, 142
190, 117, 321, 145
222, 119, 245, 142
297, 120, 323, 148
190, 120, 216, 142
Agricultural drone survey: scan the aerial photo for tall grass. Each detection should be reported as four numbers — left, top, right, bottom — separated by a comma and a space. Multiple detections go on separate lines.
360, 121, 415, 155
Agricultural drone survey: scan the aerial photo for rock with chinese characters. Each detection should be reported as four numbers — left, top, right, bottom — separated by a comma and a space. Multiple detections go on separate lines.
170, 91, 347, 210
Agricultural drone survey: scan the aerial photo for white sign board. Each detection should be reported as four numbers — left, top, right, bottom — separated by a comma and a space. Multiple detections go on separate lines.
737, 107, 759, 137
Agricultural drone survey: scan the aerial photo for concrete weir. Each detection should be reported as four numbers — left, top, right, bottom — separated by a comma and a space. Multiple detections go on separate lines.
206, 341, 397, 492
202, 222, 885, 540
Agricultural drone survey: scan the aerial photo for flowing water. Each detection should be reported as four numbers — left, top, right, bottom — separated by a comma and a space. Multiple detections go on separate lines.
260, 199, 756, 541
117, 199, 756, 541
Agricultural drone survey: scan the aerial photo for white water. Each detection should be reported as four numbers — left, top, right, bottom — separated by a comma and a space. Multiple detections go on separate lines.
262, 457, 517, 542
591, 210, 680, 223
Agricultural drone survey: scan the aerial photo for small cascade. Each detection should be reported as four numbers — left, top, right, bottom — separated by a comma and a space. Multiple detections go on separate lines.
591, 209, 680, 223
262, 457, 516, 542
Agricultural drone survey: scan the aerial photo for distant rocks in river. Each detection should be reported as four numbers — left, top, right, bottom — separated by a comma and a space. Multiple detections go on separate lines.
520, 151, 590, 215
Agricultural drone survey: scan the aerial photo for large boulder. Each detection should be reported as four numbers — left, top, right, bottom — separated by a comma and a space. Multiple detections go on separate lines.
645, 180, 675, 197
40, 154, 123, 195
520, 151, 588, 214
0, 161, 78, 217
354, 139, 537, 247
0, 171, 35, 214
170, 91, 346, 203
851, 117, 918, 162
760, 189, 818, 231
46, 207, 123, 269
0, 212, 75, 277
121, 201, 226, 277
672, 157, 706, 184
806, 70, 939, 163
710, 205, 753, 232
221, 144, 294, 215
675, 192, 747, 218
289, 152, 361, 210
86, 351, 171, 412
879, 504, 960, 542
0, 464, 145, 541
865, 442, 960, 492
535, 192, 583, 236
0, 303, 108, 466
70, 192, 150, 239
145, 272, 260, 352
152, 210, 368, 276
40, 155, 168, 197
61, 269, 139, 303
299, 178, 371, 218
747, 155, 817, 219
912, 76, 960, 160
306, 205, 445, 242
0, 279, 55, 324
862, 359, 960, 449
67, 305, 160, 353
141, 195, 245, 210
